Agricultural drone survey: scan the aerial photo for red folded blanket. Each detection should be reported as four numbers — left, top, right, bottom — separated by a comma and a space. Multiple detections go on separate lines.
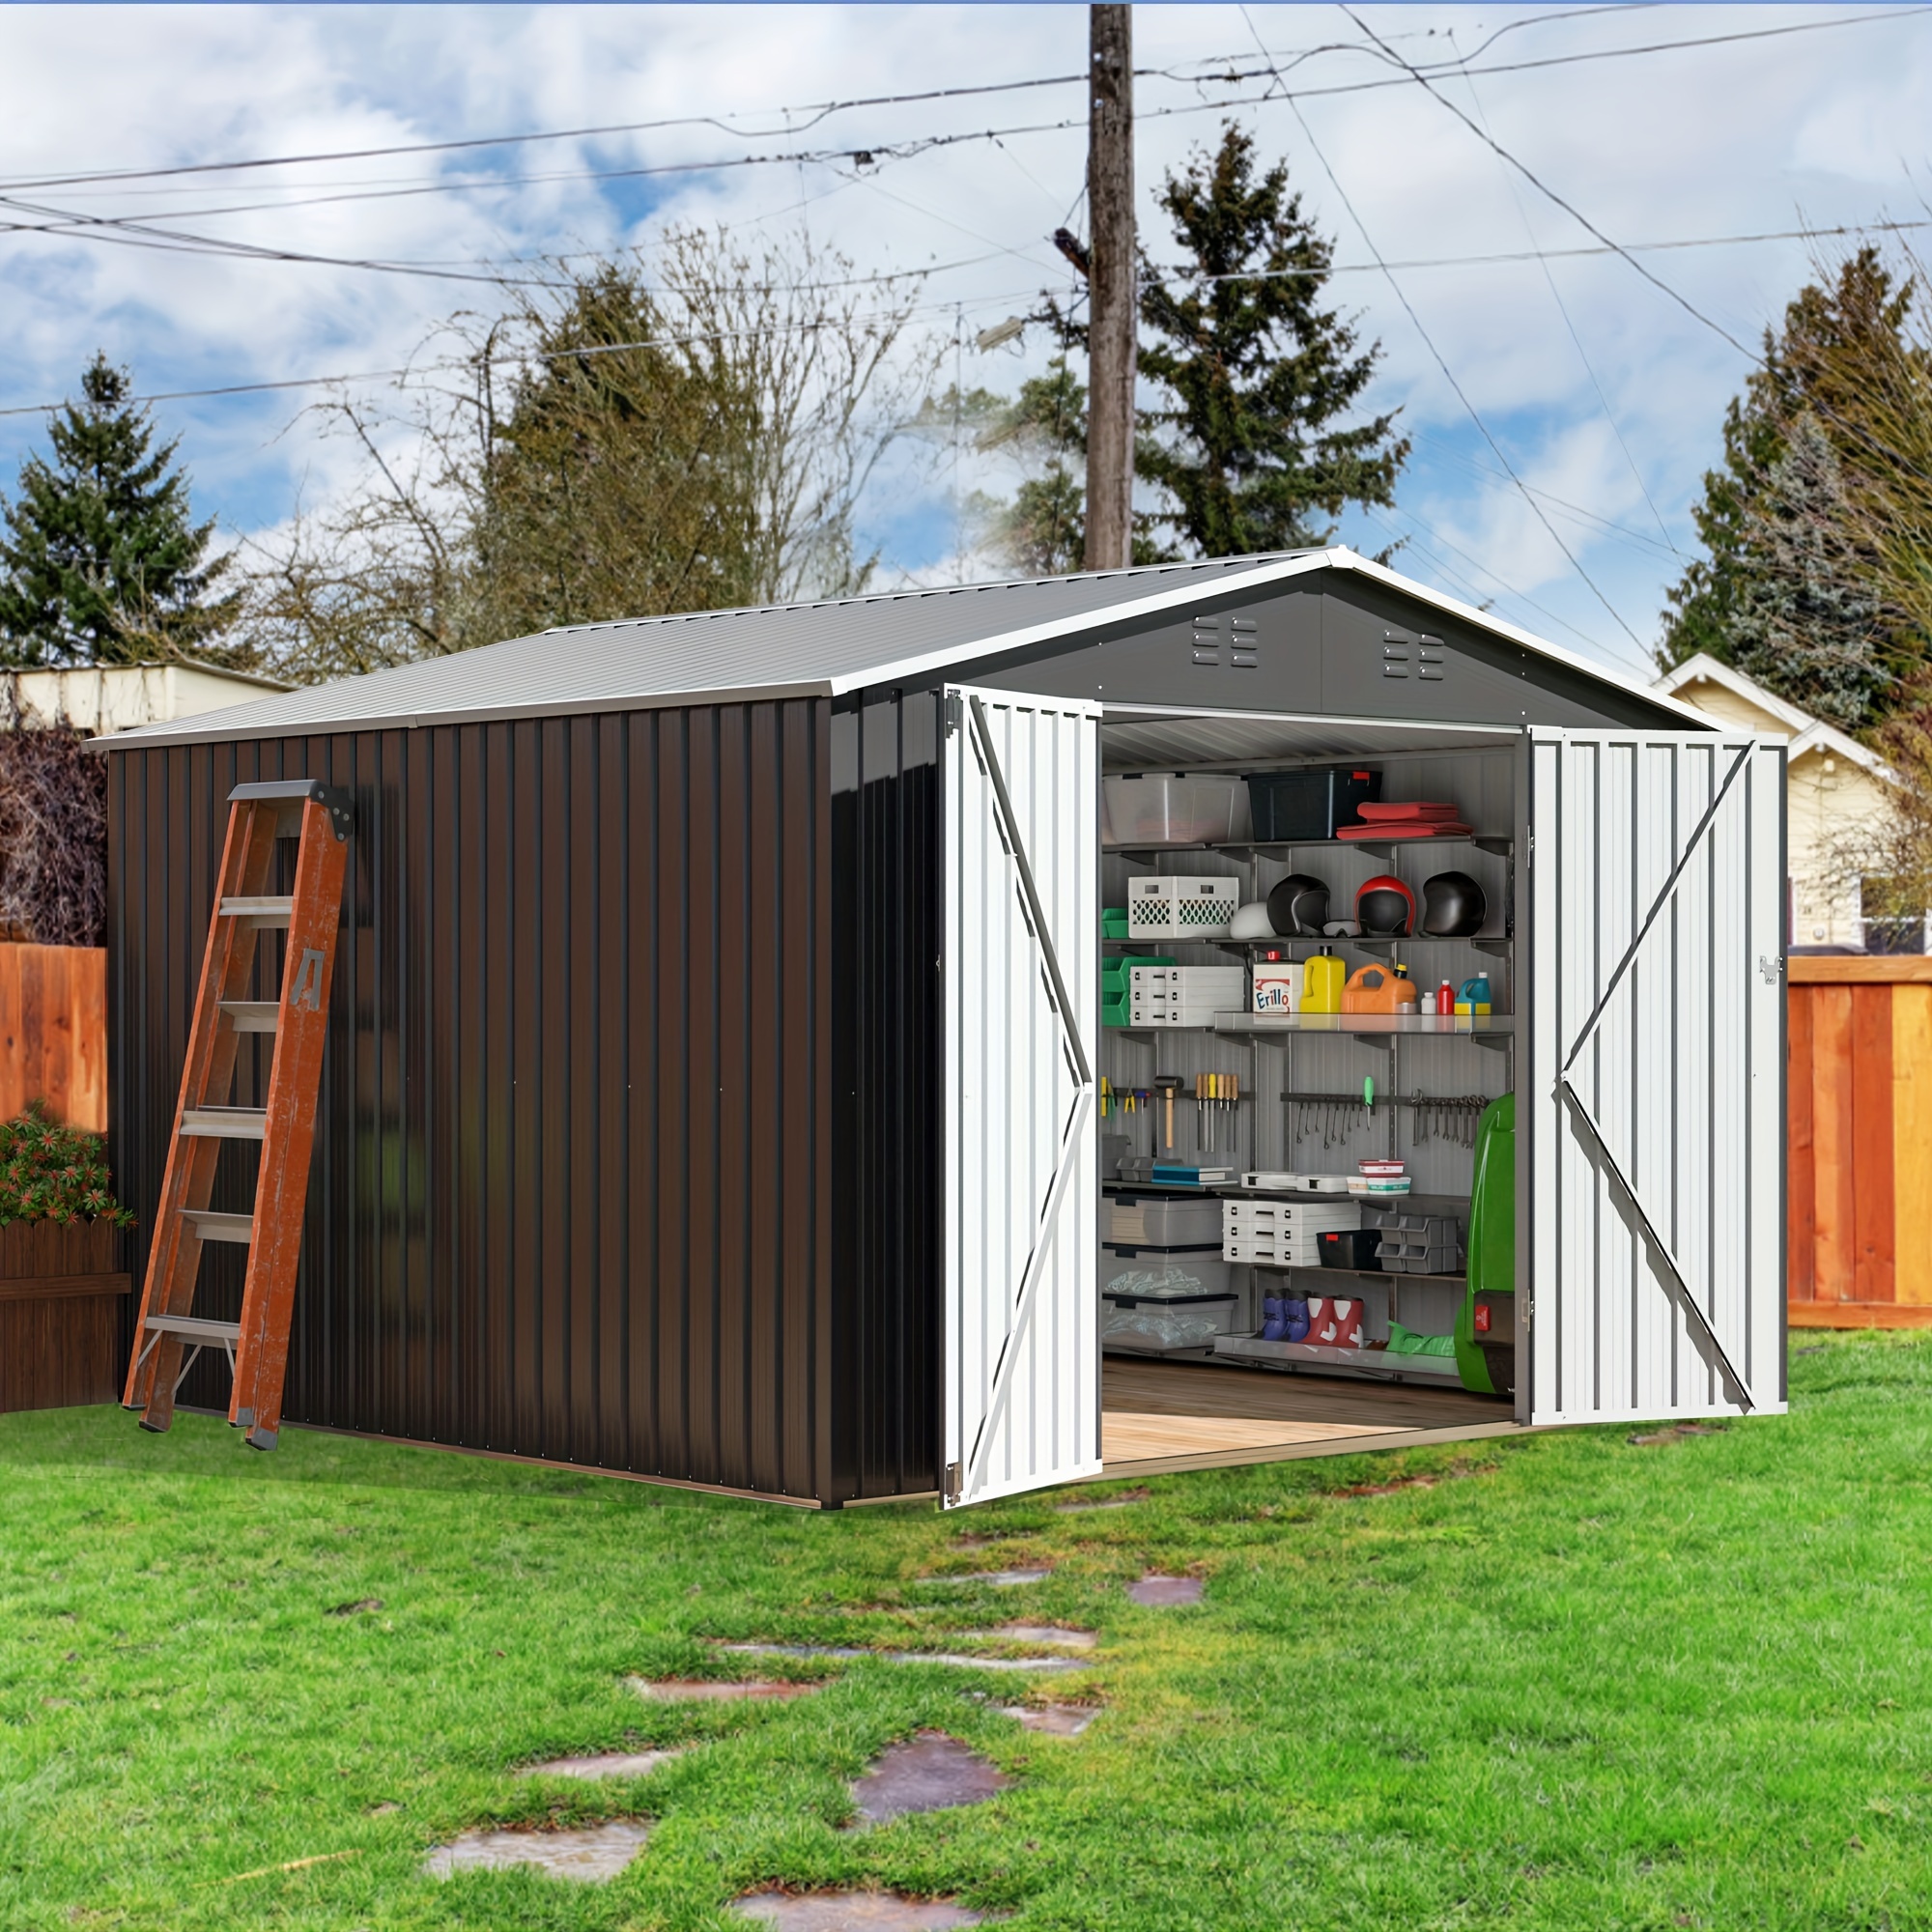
1356, 801, 1464, 822
1337, 821, 1472, 840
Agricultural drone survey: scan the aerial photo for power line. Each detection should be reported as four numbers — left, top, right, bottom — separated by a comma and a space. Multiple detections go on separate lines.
0, 5, 1915, 211
4, 200, 1921, 424
1447, 30, 1680, 555
0, 283, 1063, 421
1362, 501, 1615, 660
1276, 74, 1649, 666
0, 8, 1919, 298
1339, 3, 1753, 355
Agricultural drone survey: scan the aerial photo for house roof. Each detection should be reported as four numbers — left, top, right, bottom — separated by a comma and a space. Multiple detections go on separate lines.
1654, 651, 1888, 775
101, 547, 1705, 750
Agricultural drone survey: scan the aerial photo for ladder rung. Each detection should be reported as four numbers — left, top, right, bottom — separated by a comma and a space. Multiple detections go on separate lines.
181, 1108, 269, 1140
144, 1314, 242, 1342
220, 1001, 280, 1034
220, 895, 294, 927
183, 1209, 253, 1244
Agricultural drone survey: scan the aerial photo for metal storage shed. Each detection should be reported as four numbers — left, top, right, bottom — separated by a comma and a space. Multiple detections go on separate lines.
100, 548, 1788, 1507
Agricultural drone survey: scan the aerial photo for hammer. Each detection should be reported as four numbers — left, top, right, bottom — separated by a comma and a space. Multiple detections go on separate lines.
1154, 1074, 1181, 1155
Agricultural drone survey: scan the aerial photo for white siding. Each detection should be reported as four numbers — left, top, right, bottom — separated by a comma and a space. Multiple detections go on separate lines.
1527, 728, 1786, 1424
943, 687, 1102, 1505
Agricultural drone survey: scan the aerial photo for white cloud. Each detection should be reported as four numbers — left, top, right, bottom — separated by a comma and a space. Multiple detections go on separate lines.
0, 2, 1926, 668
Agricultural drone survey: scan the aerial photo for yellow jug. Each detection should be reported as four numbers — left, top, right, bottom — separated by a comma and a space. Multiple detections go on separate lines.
1301, 945, 1346, 1014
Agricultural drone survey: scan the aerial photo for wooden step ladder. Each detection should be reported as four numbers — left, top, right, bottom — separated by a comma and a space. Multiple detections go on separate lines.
124, 779, 353, 1449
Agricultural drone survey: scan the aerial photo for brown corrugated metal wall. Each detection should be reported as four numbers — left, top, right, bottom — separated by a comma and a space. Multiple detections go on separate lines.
107, 701, 838, 1500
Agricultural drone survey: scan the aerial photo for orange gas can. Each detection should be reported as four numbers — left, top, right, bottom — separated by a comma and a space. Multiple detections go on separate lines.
1340, 961, 1420, 1014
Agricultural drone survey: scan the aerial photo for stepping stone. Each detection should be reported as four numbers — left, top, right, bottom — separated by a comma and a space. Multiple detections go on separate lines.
423, 1820, 651, 1881
1127, 1575, 1204, 1607
999, 1703, 1098, 1737
941, 1569, 1051, 1587
519, 1748, 682, 1780
961, 1624, 1097, 1650
715, 1641, 1090, 1675
625, 1677, 819, 1702
850, 1731, 1012, 1825
1056, 1488, 1147, 1513
734, 1891, 988, 1927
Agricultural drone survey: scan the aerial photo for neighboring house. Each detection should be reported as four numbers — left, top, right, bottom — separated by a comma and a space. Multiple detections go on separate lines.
1, 663, 291, 738
1654, 652, 1897, 951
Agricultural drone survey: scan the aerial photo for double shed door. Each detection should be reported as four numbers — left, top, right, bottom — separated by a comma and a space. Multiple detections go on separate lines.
935, 710, 1788, 1512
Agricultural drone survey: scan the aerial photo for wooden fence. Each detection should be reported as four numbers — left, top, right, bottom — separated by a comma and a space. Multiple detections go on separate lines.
0, 942, 105, 1132
1788, 955, 1932, 1327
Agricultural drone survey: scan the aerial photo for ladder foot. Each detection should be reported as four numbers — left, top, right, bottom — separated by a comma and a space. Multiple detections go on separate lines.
137, 1417, 170, 1435
244, 1428, 278, 1451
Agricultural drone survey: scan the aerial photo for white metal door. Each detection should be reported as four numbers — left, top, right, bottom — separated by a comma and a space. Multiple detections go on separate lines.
1526, 727, 1787, 1425
942, 686, 1101, 1506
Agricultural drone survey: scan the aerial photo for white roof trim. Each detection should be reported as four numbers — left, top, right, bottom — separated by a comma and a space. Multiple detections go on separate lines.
1652, 651, 1820, 734
1330, 552, 1713, 729
1788, 720, 1890, 776
825, 551, 1324, 695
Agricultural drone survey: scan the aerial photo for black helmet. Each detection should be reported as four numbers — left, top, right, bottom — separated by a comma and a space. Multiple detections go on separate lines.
1421, 870, 1487, 937
1266, 872, 1329, 936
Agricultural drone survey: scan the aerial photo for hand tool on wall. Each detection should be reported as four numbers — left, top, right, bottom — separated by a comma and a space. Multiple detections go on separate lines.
1155, 1074, 1181, 1156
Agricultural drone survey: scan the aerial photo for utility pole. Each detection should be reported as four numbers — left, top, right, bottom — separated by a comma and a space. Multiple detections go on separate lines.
1084, 3, 1135, 572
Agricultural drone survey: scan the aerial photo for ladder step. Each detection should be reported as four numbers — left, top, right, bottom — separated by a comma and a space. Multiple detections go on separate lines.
181, 1107, 269, 1140
220, 1001, 280, 1034
220, 895, 294, 927
144, 1314, 242, 1342
184, 1209, 253, 1244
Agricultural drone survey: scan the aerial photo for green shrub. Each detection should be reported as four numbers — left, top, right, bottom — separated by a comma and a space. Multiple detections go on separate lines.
0, 1101, 133, 1227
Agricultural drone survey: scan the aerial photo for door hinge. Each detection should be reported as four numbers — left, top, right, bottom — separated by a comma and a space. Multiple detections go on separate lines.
1760, 953, 1784, 984
944, 692, 963, 737
944, 1461, 963, 1504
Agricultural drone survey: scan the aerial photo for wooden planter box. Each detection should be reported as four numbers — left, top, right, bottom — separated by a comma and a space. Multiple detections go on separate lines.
0, 1218, 130, 1413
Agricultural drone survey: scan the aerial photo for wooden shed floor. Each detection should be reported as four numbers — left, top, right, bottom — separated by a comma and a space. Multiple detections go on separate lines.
1099, 1356, 1520, 1477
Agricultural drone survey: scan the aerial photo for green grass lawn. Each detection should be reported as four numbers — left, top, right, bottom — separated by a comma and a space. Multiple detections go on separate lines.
6, 1334, 1932, 1930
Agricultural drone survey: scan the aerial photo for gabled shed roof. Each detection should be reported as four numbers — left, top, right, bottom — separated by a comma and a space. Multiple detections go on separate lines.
102, 547, 1700, 748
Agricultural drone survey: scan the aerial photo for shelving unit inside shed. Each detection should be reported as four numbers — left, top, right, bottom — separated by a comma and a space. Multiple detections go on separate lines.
1094, 730, 1521, 1457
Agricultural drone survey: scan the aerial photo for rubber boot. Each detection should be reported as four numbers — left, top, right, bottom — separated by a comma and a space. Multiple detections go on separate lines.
1283, 1296, 1310, 1343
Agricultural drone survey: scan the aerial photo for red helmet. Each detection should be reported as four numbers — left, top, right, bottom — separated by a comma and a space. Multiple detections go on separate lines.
1354, 873, 1416, 936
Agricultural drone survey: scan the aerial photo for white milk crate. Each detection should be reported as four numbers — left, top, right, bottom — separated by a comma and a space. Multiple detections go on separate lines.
1126, 876, 1240, 940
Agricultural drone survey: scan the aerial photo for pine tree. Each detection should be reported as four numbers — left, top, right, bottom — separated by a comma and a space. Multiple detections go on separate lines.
1659, 248, 1914, 728
1135, 125, 1407, 557
0, 354, 237, 667
1007, 126, 1406, 569
1726, 413, 1889, 729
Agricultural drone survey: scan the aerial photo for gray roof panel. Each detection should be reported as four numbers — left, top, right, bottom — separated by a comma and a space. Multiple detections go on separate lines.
101, 549, 1700, 748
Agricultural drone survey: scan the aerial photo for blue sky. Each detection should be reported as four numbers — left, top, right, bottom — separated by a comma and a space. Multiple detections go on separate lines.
1, 3, 1929, 682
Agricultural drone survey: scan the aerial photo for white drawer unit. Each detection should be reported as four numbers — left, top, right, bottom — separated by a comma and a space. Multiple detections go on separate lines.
1224, 1197, 1360, 1265
1224, 1237, 1332, 1266
1223, 1199, 1361, 1234
1126, 964, 1247, 1028
1127, 965, 1248, 997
